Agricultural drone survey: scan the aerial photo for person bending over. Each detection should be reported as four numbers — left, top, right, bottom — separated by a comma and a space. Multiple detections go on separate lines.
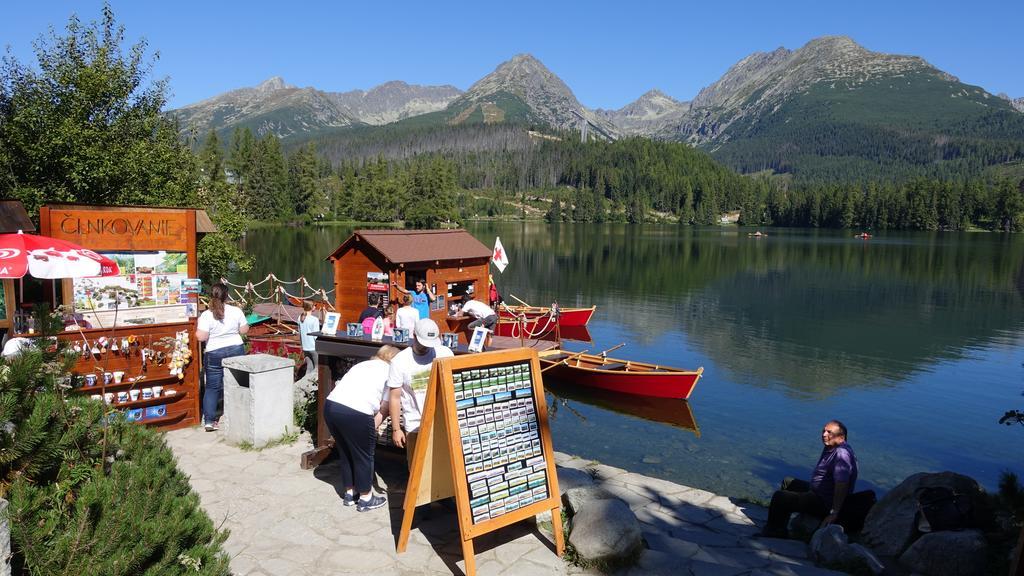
761, 420, 858, 538
323, 345, 399, 512
387, 319, 453, 459
460, 296, 497, 332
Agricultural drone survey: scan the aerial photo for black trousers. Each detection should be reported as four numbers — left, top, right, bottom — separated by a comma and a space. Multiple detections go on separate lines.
765, 477, 829, 533
324, 400, 377, 494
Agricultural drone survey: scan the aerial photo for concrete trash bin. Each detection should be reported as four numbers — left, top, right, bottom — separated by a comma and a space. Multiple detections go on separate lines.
222, 354, 295, 448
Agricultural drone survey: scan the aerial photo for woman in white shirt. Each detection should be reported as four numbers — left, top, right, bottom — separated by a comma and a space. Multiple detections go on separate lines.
324, 344, 399, 512
195, 282, 249, 431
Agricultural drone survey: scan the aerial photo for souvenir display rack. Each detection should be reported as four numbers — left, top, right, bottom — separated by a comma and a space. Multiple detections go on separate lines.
40, 204, 206, 431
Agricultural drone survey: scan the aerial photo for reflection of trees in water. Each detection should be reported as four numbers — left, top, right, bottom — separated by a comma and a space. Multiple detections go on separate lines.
468, 222, 1024, 396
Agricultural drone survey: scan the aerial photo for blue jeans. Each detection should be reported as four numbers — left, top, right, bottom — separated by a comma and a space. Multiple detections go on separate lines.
203, 344, 245, 424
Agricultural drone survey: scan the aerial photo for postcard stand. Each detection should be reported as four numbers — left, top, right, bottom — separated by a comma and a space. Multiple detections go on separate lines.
397, 348, 564, 576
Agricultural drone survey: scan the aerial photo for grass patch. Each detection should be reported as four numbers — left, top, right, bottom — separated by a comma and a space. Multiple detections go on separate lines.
235, 428, 301, 452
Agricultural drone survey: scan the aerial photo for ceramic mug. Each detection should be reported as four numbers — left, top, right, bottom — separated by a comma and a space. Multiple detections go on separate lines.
151, 386, 163, 397
116, 391, 129, 403
103, 372, 113, 385
113, 371, 124, 384
84, 374, 97, 387
90, 394, 102, 401
164, 389, 176, 397
142, 387, 153, 399
128, 389, 140, 401
103, 392, 114, 404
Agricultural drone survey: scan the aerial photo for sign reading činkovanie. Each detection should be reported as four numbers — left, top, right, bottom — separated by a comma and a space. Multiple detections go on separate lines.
46, 209, 190, 252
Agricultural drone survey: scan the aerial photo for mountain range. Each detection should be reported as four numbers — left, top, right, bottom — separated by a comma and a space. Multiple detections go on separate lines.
171, 36, 1024, 181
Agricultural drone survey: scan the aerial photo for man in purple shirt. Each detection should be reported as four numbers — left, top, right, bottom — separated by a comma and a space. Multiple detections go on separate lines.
761, 420, 858, 538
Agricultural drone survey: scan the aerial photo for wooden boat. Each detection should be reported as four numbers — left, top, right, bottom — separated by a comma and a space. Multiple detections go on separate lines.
544, 380, 700, 436
498, 304, 596, 327
855, 232, 872, 239
285, 294, 333, 310
747, 231, 768, 238
493, 317, 593, 341
538, 349, 703, 399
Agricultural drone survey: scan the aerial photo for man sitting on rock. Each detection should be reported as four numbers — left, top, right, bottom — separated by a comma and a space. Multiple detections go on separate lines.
760, 420, 858, 538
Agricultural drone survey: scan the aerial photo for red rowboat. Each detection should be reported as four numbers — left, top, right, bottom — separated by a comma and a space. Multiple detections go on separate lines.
538, 350, 703, 399
285, 294, 333, 310
499, 304, 595, 326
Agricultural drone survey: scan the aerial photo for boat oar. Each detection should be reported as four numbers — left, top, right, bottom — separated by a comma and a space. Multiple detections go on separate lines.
509, 293, 533, 308
540, 349, 589, 373
596, 342, 626, 358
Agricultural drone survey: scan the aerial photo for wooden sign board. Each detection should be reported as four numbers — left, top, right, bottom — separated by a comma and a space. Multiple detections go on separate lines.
42, 206, 191, 252
397, 348, 564, 575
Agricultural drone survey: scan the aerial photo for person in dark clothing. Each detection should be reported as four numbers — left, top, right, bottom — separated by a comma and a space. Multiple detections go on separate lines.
359, 296, 382, 323
761, 420, 858, 538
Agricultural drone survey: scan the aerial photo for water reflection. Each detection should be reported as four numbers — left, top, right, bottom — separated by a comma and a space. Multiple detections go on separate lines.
545, 381, 700, 437
468, 222, 1024, 397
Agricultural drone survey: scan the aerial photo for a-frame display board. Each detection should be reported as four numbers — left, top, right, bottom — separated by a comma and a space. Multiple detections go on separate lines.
397, 348, 564, 575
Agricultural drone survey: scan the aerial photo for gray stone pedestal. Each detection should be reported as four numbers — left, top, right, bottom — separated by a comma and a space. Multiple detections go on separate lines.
223, 354, 295, 448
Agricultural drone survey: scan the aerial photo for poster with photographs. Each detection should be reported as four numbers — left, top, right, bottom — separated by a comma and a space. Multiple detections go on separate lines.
452, 361, 549, 525
71, 251, 189, 327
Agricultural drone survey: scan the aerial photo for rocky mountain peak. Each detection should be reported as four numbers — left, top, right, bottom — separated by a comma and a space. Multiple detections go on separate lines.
256, 76, 294, 92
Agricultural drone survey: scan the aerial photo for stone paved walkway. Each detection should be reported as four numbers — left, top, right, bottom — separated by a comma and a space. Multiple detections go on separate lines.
166, 428, 847, 575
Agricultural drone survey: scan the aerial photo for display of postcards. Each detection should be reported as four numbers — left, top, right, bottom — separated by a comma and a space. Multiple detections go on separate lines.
472, 504, 489, 517
509, 475, 528, 488
481, 422, 496, 433
507, 460, 523, 471
509, 483, 528, 496
467, 462, 483, 473
489, 481, 508, 493
515, 388, 532, 399
455, 390, 464, 400
489, 502, 505, 515
490, 489, 509, 501
526, 456, 545, 468
456, 398, 474, 411
495, 390, 513, 403
483, 412, 494, 424
471, 479, 488, 492
471, 485, 488, 498
529, 421, 538, 431
477, 394, 494, 406
532, 439, 541, 451
486, 473, 505, 487
506, 499, 520, 512
473, 512, 489, 524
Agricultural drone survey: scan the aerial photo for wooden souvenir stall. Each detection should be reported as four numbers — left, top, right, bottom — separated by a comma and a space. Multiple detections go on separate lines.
327, 229, 492, 343
39, 204, 215, 431
397, 348, 564, 575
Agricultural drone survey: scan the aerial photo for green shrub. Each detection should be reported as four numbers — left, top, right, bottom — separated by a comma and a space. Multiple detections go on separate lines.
0, 312, 230, 575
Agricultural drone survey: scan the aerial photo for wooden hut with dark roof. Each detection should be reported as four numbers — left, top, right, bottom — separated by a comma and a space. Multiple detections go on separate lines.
328, 229, 492, 330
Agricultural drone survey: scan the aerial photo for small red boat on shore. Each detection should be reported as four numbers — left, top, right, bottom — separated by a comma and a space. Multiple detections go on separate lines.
855, 232, 872, 239
538, 350, 703, 399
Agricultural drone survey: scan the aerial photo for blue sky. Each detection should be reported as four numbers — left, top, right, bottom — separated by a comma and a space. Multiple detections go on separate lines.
3, 1, 1022, 110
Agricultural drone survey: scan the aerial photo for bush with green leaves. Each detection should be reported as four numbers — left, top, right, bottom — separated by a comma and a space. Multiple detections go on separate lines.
0, 312, 230, 575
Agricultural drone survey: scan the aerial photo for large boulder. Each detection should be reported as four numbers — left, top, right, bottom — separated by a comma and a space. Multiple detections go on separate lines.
568, 498, 642, 563
556, 466, 595, 495
898, 530, 987, 576
563, 485, 615, 516
860, 471, 990, 557
810, 524, 848, 565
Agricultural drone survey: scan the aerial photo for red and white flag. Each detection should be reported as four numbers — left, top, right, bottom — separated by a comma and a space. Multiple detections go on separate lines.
492, 236, 508, 273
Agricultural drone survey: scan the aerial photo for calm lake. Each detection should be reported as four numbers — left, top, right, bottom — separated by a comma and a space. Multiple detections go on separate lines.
235, 222, 1024, 501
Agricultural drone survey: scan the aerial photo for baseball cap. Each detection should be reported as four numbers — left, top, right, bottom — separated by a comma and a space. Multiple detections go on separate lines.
413, 318, 442, 347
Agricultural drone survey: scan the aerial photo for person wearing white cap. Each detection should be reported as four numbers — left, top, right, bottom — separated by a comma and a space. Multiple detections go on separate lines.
386, 318, 453, 456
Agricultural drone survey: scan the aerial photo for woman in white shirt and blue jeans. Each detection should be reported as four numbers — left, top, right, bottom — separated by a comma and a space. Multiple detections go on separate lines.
195, 283, 249, 431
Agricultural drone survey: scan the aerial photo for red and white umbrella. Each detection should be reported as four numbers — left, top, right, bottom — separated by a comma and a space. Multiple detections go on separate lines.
0, 232, 120, 279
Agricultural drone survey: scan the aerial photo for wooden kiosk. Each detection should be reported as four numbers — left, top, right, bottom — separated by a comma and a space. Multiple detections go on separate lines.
39, 203, 215, 431
327, 229, 492, 343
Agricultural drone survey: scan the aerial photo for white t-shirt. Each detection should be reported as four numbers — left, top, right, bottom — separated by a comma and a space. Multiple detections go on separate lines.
461, 299, 495, 319
197, 304, 247, 351
327, 358, 390, 416
395, 305, 419, 331
387, 345, 453, 432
